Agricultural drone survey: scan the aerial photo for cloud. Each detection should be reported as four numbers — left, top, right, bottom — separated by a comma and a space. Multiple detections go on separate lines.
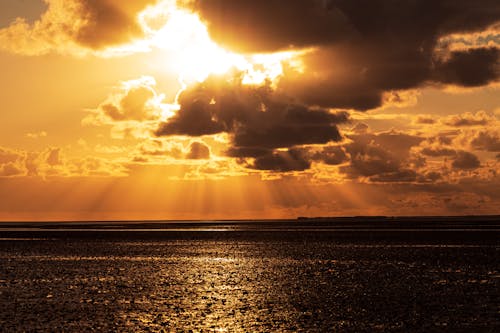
0, 147, 26, 177
416, 171, 443, 184
68, 156, 128, 177
0, 0, 158, 55
179, 158, 246, 180
426, 131, 458, 146
188, 0, 500, 110
187, 0, 352, 53
415, 115, 437, 125
340, 143, 401, 179
442, 110, 494, 127
338, 131, 425, 182
452, 151, 481, 170
435, 25, 500, 54
0, 146, 126, 178
381, 90, 421, 109
311, 146, 349, 166
83, 76, 169, 140
470, 130, 500, 152
420, 147, 457, 157
277, 47, 386, 110
446, 127, 500, 153
278, 45, 499, 110
387, 190, 499, 216
189, 1, 499, 52
101, 87, 159, 122
416, 136, 461, 158
226, 147, 271, 159
85, 76, 164, 123
26, 131, 48, 139
74, 1, 157, 49
156, 73, 349, 143
137, 140, 184, 159
348, 131, 425, 159
350, 122, 370, 134
250, 149, 311, 172
369, 170, 418, 183
121, 137, 219, 164
0, 147, 22, 164
434, 47, 500, 87
0, 163, 24, 177
155, 73, 349, 170
186, 141, 210, 159
154, 98, 225, 137
46, 147, 62, 166
25, 148, 73, 176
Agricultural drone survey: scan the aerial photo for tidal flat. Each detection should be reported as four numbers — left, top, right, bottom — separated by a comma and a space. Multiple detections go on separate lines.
0, 219, 499, 332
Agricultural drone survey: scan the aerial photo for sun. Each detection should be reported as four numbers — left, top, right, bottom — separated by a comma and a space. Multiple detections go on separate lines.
138, 2, 303, 85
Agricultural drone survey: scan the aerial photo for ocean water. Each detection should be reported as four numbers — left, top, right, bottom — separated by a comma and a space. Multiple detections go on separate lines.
0, 219, 499, 332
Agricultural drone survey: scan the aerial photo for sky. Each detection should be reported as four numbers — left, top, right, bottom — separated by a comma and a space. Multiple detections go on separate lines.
0, 0, 499, 221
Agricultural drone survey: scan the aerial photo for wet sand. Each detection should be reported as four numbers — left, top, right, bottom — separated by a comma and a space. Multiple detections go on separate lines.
0, 218, 499, 332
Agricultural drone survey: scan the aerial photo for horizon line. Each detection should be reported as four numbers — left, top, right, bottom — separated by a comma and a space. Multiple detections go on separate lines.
0, 214, 499, 224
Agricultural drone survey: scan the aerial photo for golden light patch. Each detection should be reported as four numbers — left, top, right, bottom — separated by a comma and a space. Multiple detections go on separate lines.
138, 2, 303, 85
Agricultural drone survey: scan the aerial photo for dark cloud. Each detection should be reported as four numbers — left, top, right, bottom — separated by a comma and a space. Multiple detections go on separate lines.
191, 0, 499, 52
416, 116, 436, 125
74, 0, 157, 49
278, 47, 386, 110
311, 146, 349, 165
189, 0, 351, 53
278, 45, 498, 110
46, 148, 62, 166
340, 143, 402, 179
155, 98, 224, 136
233, 122, 342, 150
186, 141, 211, 159
338, 131, 424, 181
226, 147, 270, 158
452, 151, 481, 169
251, 149, 310, 172
156, 74, 348, 142
470, 131, 500, 152
351, 122, 370, 134
369, 169, 417, 183
434, 48, 500, 87
427, 132, 458, 146
189, 0, 500, 110
156, 73, 349, 170
420, 147, 457, 157
417, 171, 443, 183
230, 128, 425, 175
348, 132, 425, 159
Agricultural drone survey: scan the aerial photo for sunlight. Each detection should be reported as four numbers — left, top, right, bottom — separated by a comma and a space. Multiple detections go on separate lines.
138, 2, 302, 85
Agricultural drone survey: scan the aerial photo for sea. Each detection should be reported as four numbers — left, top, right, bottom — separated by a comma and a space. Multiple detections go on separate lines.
0, 217, 499, 332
